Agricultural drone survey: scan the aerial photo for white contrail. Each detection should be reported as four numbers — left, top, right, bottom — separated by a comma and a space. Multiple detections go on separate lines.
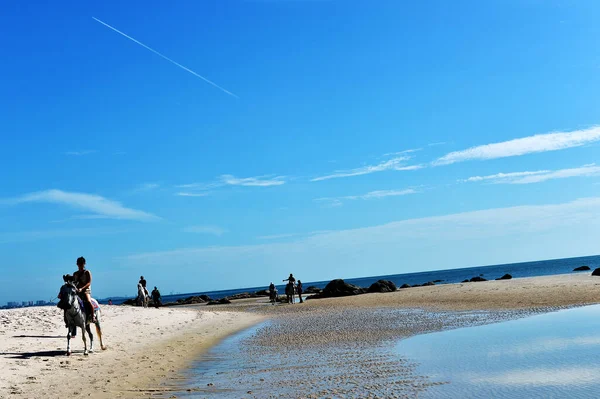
92, 17, 238, 98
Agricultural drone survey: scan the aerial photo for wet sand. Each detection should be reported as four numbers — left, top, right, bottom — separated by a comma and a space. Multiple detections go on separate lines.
2, 274, 600, 398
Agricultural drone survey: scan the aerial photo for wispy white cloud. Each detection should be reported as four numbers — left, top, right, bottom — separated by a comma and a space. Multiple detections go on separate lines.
434, 126, 600, 165
315, 188, 417, 206
65, 150, 96, 156
177, 174, 286, 193
220, 174, 285, 187
175, 192, 210, 197
0, 227, 129, 244
183, 225, 228, 236
257, 233, 298, 240
92, 17, 238, 98
463, 164, 600, 184
1, 189, 159, 222
311, 156, 422, 182
428, 142, 447, 147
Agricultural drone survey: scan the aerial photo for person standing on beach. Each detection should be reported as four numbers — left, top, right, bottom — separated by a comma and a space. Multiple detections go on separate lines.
151, 286, 162, 308
73, 256, 96, 323
297, 280, 304, 303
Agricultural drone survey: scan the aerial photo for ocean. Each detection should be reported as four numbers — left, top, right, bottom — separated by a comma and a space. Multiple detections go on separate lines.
102, 254, 600, 305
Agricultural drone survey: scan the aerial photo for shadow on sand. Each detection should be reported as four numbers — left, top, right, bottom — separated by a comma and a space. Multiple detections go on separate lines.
1, 350, 66, 359
12, 335, 64, 339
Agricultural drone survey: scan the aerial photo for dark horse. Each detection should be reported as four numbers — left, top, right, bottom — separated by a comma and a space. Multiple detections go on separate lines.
57, 277, 106, 356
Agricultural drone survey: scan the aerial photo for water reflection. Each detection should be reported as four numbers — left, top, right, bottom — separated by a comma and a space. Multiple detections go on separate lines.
396, 305, 600, 398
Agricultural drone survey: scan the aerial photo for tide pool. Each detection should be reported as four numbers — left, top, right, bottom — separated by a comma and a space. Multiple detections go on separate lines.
396, 304, 600, 398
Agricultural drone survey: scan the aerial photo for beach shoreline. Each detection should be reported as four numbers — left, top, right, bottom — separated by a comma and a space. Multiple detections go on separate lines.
2, 274, 600, 398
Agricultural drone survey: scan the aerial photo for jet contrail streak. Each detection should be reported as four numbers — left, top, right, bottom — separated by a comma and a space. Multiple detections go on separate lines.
92, 17, 238, 98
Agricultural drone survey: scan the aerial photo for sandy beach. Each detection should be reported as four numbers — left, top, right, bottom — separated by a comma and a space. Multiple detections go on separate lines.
2, 273, 600, 398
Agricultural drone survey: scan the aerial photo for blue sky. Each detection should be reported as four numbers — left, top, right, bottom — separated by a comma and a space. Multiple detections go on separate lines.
2, 0, 600, 304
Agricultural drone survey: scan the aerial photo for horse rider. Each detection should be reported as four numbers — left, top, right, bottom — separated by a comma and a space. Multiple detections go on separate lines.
283, 273, 296, 285
139, 275, 149, 298
73, 256, 96, 323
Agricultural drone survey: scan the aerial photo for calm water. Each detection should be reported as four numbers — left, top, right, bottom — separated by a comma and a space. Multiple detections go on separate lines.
104, 254, 600, 304
396, 305, 600, 398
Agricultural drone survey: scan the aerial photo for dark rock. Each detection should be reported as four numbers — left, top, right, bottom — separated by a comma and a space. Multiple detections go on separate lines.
469, 276, 487, 282
122, 298, 137, 306
433, 279, 443, 283
253, 289, 270, 297
462, 279, 469, 283
399, 284, 411, 289
592, 268, 600, 276
422, 281, 435, 286
310, 279, 366, 299
574, 266, 591, 271
495, 274, 512, 280
304, 286, 322, 294
207, 298, 232, 305
367, 280, 397, 293
176, 295, 208, 305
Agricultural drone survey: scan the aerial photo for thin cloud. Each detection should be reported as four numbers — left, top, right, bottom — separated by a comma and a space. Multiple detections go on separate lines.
315, 188, 417, 206
65, 150, 96, 156
434, 126, 600, 165
183, 225, 228, 236
464, 164, 600, 184
130, 183, 160, 194
92, 17, 238, 98
221, 174, 285, 187
311, 156, 422, 182
0, 227, 129, 244
175, 192, 210, 197
1, 189, 159, 222
177, 174, 286, 192
257, 233, 297, 240
428, 142, 447, 147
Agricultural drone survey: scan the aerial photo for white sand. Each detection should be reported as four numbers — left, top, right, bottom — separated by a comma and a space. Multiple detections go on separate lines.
0, 305, 263, 399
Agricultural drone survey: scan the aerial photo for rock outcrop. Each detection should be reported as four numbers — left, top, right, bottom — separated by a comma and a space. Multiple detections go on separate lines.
573, 266, 591, 271
367, 280, 397, 293
495, 274, 512, 280
469, 276, 487, 282
310, 279, 366, 299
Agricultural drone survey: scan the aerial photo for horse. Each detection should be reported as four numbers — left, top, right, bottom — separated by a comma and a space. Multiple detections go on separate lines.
57, 279, 106, 356
285, 282, 295, 304
137, 283, 149, 308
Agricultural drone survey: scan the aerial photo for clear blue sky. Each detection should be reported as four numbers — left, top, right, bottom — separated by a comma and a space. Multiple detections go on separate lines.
2, 0, 600, 304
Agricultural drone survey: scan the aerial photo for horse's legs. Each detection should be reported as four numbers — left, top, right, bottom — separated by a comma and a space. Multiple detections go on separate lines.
86, 323, 94, 352
81, 325, 88, 356
94, 311, 107, 350
66, 330, 72, 356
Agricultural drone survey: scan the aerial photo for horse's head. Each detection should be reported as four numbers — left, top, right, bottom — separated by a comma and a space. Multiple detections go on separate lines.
57, 276, 78, 310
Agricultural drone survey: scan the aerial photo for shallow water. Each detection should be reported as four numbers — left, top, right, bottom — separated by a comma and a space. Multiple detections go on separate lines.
396, 304, 600, 398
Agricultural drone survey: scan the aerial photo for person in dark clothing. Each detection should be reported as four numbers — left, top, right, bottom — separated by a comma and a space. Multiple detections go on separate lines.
297, 280, 304, 303
268, 282, 277, 304
151, 286, 162, 308
283, 273, 296, 284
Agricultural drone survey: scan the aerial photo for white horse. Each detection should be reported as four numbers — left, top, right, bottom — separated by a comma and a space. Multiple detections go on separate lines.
57, 279, 106, 356
137, 283, 149, 308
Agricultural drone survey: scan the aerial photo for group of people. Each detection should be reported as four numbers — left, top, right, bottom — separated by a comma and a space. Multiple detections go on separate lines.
269, 273, 303, 304
139, 275, 162, 308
